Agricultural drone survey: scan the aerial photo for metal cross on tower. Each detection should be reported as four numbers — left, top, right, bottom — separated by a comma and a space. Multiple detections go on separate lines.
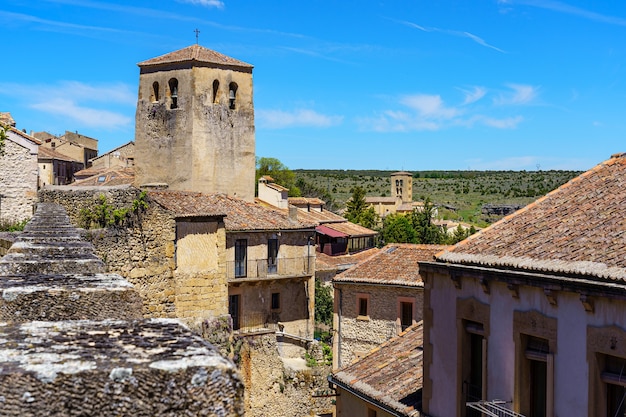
194, 28, 200, 44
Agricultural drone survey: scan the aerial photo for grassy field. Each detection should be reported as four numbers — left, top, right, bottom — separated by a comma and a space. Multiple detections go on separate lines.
294, 170, 581, 227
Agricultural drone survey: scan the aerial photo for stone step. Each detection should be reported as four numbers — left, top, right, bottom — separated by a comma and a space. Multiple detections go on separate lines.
0, 319, 243, 416
0, 273, 143, 321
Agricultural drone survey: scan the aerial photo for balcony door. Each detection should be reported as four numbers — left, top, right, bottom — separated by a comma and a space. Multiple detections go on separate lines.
268, 238, 278, 274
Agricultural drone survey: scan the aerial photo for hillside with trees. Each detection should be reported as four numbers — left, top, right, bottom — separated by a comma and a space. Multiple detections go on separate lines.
293, 169, 581, 227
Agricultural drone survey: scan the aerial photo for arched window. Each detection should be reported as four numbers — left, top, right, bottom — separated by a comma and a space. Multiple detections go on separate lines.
169, 78, 179, 109
152, 81, 160, 102
229, 82, 238, 110
212, 80, 220, 104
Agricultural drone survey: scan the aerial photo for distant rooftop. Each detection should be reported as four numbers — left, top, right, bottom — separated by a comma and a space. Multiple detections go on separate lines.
437, 152, 626, 281
335, 244, 449, 286
330, 322, 424, 416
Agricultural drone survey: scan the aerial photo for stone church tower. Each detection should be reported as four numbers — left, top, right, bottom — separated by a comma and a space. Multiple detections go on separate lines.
390, 171, 413, 203
134, 44, 256, 201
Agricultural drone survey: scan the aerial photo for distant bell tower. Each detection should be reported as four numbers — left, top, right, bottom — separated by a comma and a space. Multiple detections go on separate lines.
390, 171, 413, 203
134, 44, 256, 201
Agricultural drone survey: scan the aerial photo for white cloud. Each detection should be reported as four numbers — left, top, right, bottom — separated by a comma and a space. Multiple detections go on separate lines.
460, 86, 487, 105
0, 81, 135, 129
398, 20, 505, 53
257, 109, 343, 129
31, 99, 132, 127
494, 84, 539, 105
176, 0, 225, 8
359, 85, 530, 132
401, 94, 460, 119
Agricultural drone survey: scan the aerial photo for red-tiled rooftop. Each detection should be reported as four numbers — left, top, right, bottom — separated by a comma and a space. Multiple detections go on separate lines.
72, 168, 135, 186
138, 44, 253, 69
335, 244, 450, 286
148, 191, 316, 231
331, 322, 423, 416
438, 153, 626, 281
315, 248, 380, 272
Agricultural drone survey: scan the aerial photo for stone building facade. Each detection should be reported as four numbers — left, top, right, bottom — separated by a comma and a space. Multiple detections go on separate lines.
333, 244, 448, 369
134, 45, 256, 201
419, 153, 626, 417
0, 129, 39, 223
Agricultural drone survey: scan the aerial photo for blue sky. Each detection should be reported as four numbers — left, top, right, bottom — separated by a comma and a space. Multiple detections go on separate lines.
2, 0, 626, 171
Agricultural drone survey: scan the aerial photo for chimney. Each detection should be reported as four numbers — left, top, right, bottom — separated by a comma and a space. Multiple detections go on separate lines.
289, 205, 298, 221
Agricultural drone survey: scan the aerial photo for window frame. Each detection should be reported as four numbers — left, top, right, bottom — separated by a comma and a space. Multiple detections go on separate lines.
356, 293, 370, 320
234, 239, 247, 278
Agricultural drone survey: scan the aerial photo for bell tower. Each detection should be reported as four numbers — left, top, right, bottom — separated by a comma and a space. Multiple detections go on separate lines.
134, 45, 255, 201
390, 171, 413, 203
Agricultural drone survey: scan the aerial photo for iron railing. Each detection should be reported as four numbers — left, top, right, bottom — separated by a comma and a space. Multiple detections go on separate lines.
227, 256, 315, 280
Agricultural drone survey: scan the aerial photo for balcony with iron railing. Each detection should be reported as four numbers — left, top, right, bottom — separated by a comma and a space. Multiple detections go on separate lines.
227, 256, 315, 282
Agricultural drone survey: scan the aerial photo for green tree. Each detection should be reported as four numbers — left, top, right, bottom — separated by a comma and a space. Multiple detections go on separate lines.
381, 214, 416, 244
358, 206, 379, 230
314, 279, 333, 326
345, 186, 367, 223
256, 157, 301, 197
411, 198, 445, 244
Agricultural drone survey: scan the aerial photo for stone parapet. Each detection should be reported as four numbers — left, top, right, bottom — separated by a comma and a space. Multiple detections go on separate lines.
0, 202, 244, 415
0, 319, 243, 416
0, 273, 143, 321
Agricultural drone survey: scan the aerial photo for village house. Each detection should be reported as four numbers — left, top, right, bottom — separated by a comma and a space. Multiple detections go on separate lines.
419, 152, 626, 417
34, 130, 98, 167
330, 322, 424, 417
148, 190, 317, 338
0, 127, 39, 223
38, 145, 84, 186
332, 243, 448, 369
257, 176, 378, 256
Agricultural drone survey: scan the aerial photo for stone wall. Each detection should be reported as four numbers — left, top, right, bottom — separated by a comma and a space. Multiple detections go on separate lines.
0, 202, 244, 416
40, 187, 232, 322
236, 333, 333, 417
0, 134, 38, 223
335, 284, 423, 367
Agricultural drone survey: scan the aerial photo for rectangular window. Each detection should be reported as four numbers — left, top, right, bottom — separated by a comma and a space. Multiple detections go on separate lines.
358, 297, 368, 317
463, 321, 485, 417
602, 355, 626, 417
400, 301, 414, 331
367, 409, 377, 417
235, 239, 247, 278
268, 238, 278, 274
524, 336, 549, 417
229, 294, 241, 331
271, 292, 280, 310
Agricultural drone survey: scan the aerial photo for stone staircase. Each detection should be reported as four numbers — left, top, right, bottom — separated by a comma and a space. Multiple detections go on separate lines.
0, 203, 243, 416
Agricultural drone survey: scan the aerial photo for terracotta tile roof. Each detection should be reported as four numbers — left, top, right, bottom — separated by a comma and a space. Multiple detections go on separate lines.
8, 127, 41, 145
72, 168, 135, 186
138, 44, 253, 69
315, 248, 380, 272
288, 197, 326, 206
288, 207, 346, 224
437, 153, 626, 281
335, 244, 449, 286
331, 322, 423, 416
37, 146, 77, 162
148, 191, 316, 231
391, 171, 413, 176
322, 221, 377, 237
